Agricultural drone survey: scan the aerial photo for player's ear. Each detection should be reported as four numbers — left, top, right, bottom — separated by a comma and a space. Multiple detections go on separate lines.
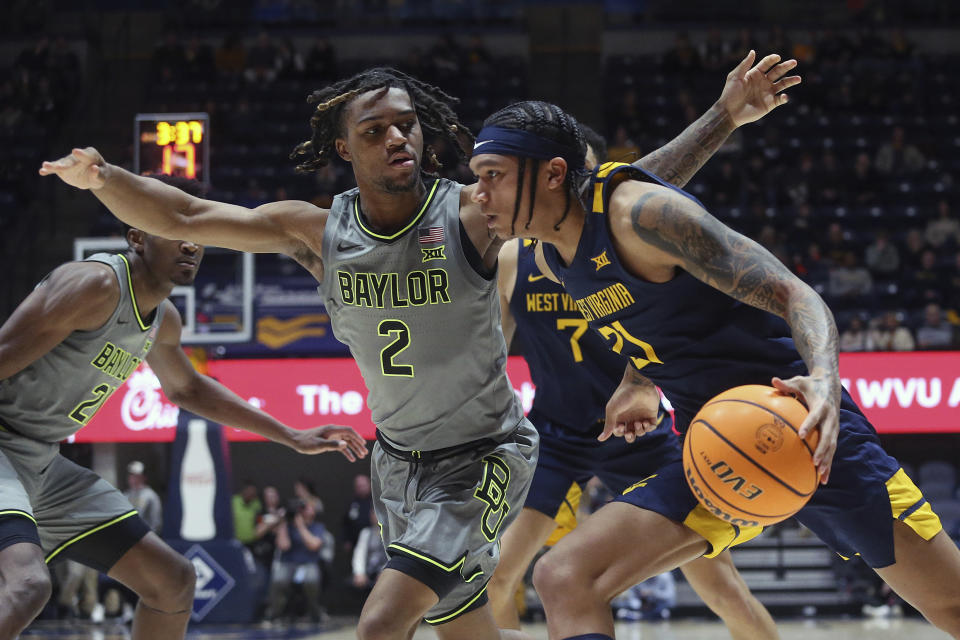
127, 228, 146, 253
545, 157, 568, 191
335, 138, 351, 163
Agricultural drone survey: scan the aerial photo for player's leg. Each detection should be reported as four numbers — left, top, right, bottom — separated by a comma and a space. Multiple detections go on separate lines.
0, 446, 53, 638
35, 454, 193, 639
488, 507, 557, 628
434, 601, 534, 640
874, 523, 960, 637
0, 541, 51, 639
534, 501, 708, 638
106, 531, 196, 639
356, 568, 446, 640
680, 550, 779, 640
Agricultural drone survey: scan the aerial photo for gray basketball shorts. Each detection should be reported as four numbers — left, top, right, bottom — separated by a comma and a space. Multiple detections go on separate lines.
0, 429, 149, 572
371, 419, 538, 625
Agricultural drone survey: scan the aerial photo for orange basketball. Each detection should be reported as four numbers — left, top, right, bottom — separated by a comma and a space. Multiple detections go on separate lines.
682, 385, 820, 527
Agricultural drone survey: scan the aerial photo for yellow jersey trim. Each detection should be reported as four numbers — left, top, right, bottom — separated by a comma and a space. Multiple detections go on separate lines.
387, 542, 465, 573
45, 510, 139, 564
887, 467, 942, 541
354, 179, 440, 241
0, 509, 37, 525
117, 254, 150, 331
683, 503, 764, 559
424, 585, 488, 625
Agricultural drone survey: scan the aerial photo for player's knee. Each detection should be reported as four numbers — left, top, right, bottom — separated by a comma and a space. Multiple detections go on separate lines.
138, 553, 196, 610
8, 565, 52, 622
532, 550, 581, 605
357, 608, 405, 640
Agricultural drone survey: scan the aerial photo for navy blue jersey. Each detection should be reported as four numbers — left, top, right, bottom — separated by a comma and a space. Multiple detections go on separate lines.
542, 163, 806, 431
510, 240, 630, 430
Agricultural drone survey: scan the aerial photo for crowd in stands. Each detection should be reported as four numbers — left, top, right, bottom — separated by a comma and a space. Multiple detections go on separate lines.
607, 27, 959, 350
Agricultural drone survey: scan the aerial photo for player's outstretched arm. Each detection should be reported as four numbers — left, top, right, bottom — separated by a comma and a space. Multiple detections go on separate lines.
39, 148, 321, 257
599, 364, 662, 443
146, 301, 368, 461
609, 181, 839, 482
635, 50, 800, 188
0, 262, 118, 380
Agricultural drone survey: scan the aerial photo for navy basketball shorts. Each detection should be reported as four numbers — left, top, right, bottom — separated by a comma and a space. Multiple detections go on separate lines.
617, 394, 942, 567
524, 407, 679, 521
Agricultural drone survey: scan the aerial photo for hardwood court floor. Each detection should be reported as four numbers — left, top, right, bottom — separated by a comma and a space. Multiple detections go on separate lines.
20, 616, 953, 639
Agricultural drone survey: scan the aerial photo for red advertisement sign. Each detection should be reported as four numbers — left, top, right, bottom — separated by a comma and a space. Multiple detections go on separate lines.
74, 352, 960, 442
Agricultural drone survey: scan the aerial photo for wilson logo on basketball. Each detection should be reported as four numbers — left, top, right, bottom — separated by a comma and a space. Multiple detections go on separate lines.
754, 422, 784, 454
707, 459, 764, 501
684, 464, 761, 528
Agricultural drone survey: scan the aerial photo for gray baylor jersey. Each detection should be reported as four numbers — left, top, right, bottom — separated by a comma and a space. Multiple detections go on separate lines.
0, 253, 165, 443
319, 178, 524, 450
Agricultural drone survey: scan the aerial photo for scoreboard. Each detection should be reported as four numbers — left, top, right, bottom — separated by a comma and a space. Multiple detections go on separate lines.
134, 112, 210, 185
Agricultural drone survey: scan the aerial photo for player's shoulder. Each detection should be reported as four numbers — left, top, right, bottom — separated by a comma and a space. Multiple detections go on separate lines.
45, 259, 120, 300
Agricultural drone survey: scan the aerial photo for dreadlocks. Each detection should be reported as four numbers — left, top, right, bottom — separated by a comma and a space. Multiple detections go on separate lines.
290, 67, 474, 176
479, 101, 589, 236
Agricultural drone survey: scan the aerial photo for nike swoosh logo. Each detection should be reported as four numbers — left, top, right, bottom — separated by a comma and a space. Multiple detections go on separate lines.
527, 274, 547, 283
337, 241, 362, 252
473, 140, 493, 150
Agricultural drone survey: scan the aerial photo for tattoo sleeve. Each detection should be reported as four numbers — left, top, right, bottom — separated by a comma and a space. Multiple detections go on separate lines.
628, 190, 839, 378
634, 103, 735, 189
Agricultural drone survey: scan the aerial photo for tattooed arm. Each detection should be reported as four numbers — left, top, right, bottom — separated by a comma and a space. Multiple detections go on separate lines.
609, 181, 840, 482
635, 51, 800, 188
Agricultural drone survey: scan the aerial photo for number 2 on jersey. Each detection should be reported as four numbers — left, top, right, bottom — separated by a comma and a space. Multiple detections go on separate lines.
68, 383, 115, 425
378, 319, 414, 377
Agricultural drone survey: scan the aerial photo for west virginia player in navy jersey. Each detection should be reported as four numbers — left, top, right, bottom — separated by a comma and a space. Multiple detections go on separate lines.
488, 85, 792, 638
468, 94, 960, 640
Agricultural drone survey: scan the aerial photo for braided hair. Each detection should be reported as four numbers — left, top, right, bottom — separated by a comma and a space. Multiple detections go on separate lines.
480, 101, 589, 236
290, 67, 473, 176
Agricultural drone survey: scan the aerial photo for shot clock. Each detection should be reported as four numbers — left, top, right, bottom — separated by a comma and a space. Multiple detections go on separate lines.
134, 112, 210, 186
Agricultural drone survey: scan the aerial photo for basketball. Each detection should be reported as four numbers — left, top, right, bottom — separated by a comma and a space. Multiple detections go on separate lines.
682, 385, 820, 528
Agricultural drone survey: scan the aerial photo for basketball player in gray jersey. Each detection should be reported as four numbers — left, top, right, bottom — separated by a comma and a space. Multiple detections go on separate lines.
0, 176, 366, 640
42, 66, 784, 639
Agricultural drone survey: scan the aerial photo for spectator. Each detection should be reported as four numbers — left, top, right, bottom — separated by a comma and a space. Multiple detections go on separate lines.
215, 33, 247, 77
233, 480, 262, 548
342, 474, 372, 552
183, 35, 216, 81
868, 312, 916, 351
244, 31, 279, 85
916, 303, 955, 350
265, 500, 326, 622
907, 249, 944, 305
699, 28, 730, 70
293, 477, 324, 514
902, 228, 929, 270
925, 200, 960, 249
124, 460, 161, 531
305, 38, 338, 81
840, 316, 869, 352
874, 126, 925, 174
662, 32, 702, 75
828, 252, 873, 300
606, 125, 640, 164
849, 152, 878, 205
351, 508, 388, 596
706, 160, 744, 207
252, 486, 285, 570
613, 571, 677, 621
864, 229, 901, 276
823, 222, 854, 265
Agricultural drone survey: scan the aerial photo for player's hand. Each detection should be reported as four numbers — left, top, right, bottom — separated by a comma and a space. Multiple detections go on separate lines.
718, 50, 801, 128
39, 147, 108, 190
600, 374, 663, 444
289, 425, 369, 461
771, 373, 841, 484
